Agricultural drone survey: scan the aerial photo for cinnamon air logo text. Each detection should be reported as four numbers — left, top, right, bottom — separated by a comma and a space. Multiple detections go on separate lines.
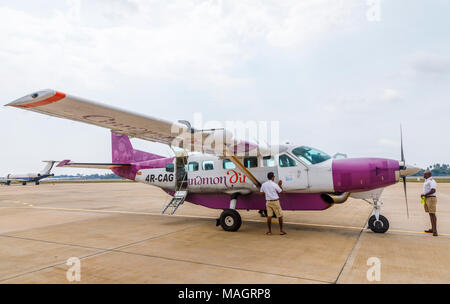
188, 170, 247, 187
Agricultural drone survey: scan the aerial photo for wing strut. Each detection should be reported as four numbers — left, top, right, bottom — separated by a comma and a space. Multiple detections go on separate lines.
224, 147, 261, 188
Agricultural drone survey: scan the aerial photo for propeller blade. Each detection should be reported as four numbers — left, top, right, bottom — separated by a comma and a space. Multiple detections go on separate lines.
402, 176, 410, 218
400, 124, 405, 162
400, 125, 409, 218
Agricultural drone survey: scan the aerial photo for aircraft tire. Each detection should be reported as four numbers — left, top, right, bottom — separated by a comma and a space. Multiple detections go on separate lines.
35, 181, 40, 185
220, 209, 242, 232
368, 215, 389, 233
22, 182, 27, 186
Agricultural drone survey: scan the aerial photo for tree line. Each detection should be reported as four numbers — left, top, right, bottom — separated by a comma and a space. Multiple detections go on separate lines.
54, 173, 123, 180
412, 163, 450, 176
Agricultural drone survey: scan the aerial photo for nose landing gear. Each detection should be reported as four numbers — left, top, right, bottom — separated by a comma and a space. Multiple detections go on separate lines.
368, 214, 389, 233
364, 198, 390, 233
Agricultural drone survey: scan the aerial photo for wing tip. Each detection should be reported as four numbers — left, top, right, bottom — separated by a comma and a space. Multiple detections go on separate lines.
5, 89, 66, 108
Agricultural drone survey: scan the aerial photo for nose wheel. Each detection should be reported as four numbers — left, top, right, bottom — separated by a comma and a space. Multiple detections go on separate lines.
364, 198, 390, 233
368, 214, 389, 233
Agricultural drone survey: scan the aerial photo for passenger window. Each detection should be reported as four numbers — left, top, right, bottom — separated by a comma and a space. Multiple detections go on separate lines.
202, 160, 214, 171
165, 163, 174, 172
263, 156, 275, 167
223, 159, 236, 169
188, 161, 199, 172
244, 157, 258, 168
279, 154, 297, 167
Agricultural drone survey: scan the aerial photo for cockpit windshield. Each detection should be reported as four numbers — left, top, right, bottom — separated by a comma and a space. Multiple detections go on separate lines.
291, 146, 331, 165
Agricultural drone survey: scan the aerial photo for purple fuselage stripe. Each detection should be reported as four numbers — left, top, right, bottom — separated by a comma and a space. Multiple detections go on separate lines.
332, 158, 399, 192
164, 190, 331, 211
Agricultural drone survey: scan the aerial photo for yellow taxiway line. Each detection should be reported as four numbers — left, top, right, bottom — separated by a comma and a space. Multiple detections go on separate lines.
10, 205, 449, 237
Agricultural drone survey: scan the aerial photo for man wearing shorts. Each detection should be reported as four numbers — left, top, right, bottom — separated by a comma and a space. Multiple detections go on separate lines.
422, 171, 438, 236
260, 172, 286, 235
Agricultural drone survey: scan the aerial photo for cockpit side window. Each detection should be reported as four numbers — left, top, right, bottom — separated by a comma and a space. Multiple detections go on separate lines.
292, 146, 331, 165
279, 154, 297, 167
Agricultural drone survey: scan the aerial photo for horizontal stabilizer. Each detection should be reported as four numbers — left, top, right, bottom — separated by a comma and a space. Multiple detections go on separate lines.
57, 160, 131, 170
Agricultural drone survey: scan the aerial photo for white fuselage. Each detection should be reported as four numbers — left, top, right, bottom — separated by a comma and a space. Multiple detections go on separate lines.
135, 145, 335, 194
7, 173, 42, 179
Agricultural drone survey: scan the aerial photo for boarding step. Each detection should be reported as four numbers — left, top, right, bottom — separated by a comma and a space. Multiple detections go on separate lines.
161, 190, 188, 215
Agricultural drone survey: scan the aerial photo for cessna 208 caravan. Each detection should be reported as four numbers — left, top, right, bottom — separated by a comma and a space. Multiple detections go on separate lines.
6, 89, 420, 233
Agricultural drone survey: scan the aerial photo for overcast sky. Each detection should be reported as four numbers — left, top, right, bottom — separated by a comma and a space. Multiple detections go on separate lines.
1, 0, 449, 175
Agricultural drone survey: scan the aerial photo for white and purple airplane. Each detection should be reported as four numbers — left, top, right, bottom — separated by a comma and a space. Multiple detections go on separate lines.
0, 161, 57, 186
6, 89, 420, 233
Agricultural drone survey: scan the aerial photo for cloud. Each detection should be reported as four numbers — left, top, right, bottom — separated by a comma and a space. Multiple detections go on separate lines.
0, 0, 362, 92
410, 52, 450, 75
381, 88, 402, 102
378, 138, 398, 148
321, 88, 402, 114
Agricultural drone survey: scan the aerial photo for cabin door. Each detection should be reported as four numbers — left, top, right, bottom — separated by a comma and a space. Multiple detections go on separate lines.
175, 156, 188, 190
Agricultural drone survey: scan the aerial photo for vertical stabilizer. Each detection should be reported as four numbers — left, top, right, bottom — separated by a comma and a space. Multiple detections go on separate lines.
40, 161, 57, 175
111, 132, 164, 163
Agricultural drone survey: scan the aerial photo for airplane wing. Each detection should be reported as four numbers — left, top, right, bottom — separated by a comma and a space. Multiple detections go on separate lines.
6, 89, 187, 145
6, 89, 273, 156
57, 160, 131, 170
7, 89, 275, 187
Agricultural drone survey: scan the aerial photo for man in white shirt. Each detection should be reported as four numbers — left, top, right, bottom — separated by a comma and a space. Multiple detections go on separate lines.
260, 172, 286, 235
422, 171, 438, 236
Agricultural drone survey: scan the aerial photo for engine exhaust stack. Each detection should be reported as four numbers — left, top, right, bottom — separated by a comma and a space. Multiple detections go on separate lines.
320, 192, 350, 205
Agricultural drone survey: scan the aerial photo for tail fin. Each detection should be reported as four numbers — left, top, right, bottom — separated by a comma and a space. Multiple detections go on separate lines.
40, 161, 57, 175
111, 132, 165, 163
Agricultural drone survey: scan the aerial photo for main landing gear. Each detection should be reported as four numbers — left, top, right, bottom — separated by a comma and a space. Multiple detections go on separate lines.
217, 209, 242, 232
216, 193, 242, 232
364, 198, 390, 233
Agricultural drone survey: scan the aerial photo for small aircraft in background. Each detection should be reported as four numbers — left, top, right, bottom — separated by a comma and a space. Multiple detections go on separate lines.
6, 89, 421, 233
0, 160, 57, 185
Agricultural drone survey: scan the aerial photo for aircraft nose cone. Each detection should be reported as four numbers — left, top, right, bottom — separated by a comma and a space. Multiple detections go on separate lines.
399, 163, 421, 177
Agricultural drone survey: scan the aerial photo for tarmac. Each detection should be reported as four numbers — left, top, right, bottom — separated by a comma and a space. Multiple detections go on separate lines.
0, 182, 449, 284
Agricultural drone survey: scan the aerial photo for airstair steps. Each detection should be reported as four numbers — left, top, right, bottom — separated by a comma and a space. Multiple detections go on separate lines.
161, 190, 188, 215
